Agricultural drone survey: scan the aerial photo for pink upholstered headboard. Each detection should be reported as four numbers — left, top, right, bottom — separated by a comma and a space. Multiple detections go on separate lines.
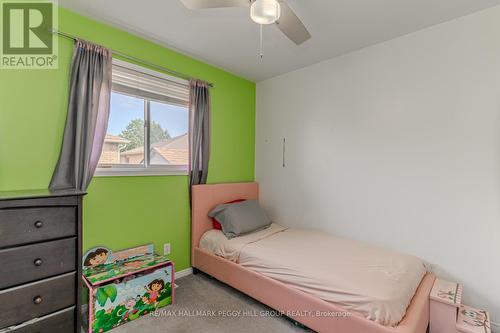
191, 182, 259, 260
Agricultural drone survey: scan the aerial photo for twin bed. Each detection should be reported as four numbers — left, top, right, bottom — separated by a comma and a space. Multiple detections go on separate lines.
191, 182, 435, 333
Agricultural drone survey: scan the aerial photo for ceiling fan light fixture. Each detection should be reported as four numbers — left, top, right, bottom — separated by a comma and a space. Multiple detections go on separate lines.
250, 0, 281, 25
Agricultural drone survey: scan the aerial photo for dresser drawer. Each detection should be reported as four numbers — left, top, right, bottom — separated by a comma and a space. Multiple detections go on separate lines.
0, 207, 76, 248
0, 238, 76, 289
0, 272, 75, 328
0, 307, 74, 333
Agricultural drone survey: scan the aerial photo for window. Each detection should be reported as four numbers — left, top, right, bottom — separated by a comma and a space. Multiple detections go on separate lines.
96, 59, 189, 176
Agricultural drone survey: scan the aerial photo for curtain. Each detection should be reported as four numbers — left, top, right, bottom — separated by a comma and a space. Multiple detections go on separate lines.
189, 79, 211, 186
49, 40, 112, 191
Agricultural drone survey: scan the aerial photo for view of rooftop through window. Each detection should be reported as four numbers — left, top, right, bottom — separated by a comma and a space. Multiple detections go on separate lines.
98, 92, 189, 168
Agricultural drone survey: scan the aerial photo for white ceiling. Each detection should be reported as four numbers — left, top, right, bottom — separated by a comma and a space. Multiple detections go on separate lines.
59, 0, 500, 82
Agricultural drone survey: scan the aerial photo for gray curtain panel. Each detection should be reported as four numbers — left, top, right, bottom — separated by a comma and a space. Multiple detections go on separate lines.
49, 40, 112, 191
189, 79, 211, 186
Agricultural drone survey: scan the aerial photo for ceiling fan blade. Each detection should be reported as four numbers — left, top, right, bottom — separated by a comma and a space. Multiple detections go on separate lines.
179, 0, 249, 9
275, 1, 311, 45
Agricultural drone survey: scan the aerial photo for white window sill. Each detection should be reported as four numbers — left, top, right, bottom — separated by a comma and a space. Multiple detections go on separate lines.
94, 167, 188, 177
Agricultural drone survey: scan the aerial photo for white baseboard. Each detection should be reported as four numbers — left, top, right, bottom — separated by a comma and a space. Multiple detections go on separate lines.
175, 267, 193, 279
491, 321, 499, 333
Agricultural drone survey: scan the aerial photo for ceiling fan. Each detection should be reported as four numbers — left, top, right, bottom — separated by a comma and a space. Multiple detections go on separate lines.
179, 0, 311, 57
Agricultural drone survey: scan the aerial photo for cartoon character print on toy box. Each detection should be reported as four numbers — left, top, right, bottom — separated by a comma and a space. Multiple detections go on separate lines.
82, 245, 173, 333
82, 244, 170, 284
92, 265, 173, 333
83, 247, 112, 268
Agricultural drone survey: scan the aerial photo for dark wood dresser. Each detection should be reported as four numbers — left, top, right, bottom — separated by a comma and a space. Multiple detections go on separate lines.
0, 190, 85, 333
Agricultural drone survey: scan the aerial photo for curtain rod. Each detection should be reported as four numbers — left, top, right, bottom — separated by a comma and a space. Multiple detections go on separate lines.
51, 29, 214, 88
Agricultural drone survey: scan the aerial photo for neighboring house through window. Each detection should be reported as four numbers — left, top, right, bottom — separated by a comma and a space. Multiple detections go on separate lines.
96, 59, 189, 176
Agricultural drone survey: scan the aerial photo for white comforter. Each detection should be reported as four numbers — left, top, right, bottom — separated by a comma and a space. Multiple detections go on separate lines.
200, 224, 426, 326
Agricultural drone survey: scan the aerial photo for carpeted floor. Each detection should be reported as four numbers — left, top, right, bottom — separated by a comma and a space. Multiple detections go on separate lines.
109, 272, 312, 333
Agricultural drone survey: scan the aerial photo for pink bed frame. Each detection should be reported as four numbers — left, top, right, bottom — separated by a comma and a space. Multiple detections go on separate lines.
191, 182, 435, 333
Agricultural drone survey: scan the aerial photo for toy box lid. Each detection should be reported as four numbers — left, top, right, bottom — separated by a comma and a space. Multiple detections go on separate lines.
82, 244, 171, 286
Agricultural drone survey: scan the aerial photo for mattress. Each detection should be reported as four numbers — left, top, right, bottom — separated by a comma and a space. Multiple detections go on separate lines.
200, 224, 426, 326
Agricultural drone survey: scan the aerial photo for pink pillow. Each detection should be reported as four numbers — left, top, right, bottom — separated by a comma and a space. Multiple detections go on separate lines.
212, 199, 246, 230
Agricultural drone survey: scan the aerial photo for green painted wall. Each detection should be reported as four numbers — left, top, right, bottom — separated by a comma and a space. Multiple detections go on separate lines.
0, 8, 255, 271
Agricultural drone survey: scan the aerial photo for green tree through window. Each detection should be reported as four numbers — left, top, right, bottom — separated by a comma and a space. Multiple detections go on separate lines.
120, 119, 171, 151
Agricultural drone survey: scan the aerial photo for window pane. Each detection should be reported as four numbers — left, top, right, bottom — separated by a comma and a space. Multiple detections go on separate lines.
99, 92, 145, 166
149, 101, 189, 166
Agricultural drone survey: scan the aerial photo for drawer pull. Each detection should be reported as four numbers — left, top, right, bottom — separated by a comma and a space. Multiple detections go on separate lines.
34, 258, 43, 266
33, 296, 43, 305
34, 220, 43, 228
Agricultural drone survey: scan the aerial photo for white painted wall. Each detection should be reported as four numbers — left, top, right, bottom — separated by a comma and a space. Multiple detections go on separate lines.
256, 5, 500, 329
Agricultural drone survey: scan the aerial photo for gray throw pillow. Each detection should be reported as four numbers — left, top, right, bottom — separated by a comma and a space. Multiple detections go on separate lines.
208, 200, 271, 239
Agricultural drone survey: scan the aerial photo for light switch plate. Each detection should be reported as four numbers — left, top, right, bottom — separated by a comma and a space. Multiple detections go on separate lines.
163, 243, 171, 255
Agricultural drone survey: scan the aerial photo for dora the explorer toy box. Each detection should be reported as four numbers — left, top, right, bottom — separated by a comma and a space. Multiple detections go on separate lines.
82, 244, 174, 333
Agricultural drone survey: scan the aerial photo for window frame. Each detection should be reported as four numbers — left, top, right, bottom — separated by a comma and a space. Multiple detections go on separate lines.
95, 59, 190, 177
